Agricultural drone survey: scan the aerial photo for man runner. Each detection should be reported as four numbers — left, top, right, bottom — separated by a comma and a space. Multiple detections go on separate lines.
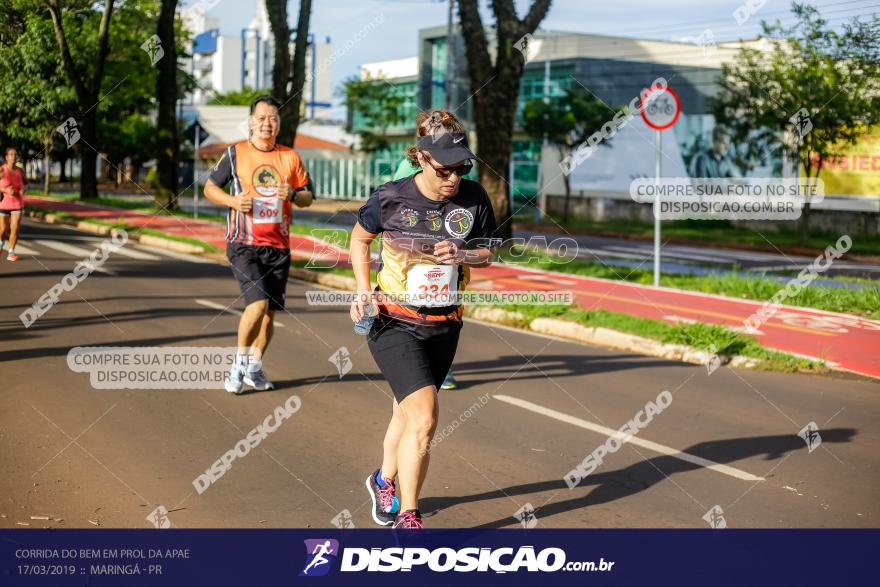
204, 95, 314, 394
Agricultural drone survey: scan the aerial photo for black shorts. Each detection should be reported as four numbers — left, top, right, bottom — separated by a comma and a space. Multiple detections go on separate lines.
226, 242, 291, 310
368, 316, 461, 403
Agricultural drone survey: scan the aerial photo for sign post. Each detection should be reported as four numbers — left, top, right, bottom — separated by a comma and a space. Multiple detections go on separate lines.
193, 128, 200, 220
640, 85, 681, 287
184, 121, 210, 220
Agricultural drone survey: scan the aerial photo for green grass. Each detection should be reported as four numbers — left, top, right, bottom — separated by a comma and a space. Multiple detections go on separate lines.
26, 206, 220, 252
522, 215, 880, 257
499, 245, 880, 319
289, 258, 374, 281
498, 302, 824, 373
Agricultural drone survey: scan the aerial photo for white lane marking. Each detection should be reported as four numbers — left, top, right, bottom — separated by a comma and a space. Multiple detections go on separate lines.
493, 394, 765, 483
106, 246, 162, 261
195, 299, 285, 328
134, 244, 215, 264
32, 240, 117, 275
4, 241, 41, 256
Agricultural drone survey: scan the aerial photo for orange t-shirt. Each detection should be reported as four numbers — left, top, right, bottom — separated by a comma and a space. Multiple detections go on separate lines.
208, 141, 310, 249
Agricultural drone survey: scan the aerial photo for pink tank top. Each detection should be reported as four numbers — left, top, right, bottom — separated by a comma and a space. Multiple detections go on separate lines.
0, 165, 24, 209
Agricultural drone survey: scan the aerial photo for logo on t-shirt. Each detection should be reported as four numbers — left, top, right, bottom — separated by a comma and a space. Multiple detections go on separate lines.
252, 164, 282, 196
400, 208, 420, 227
425, 210, 442, 231
444, 208, 474, 238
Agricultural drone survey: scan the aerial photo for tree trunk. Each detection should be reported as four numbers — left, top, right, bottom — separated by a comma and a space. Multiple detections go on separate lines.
266, 0, 290, 135
156, 0, 179, 210
456, 0, 552, 242
473, 82, 517, 240
43, 137, 51, 194
562, 172, 572, 223
46, 0, 115, 201
287, 0, 312, 142
78, 108, 99, 199
58, 153, 68, 183
267, 0, 312, 144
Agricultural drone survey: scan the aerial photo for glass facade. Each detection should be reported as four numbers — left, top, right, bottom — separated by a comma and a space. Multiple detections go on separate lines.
516, 65, 575, 123
350, 79, 420, 147
430, 38, 448, 108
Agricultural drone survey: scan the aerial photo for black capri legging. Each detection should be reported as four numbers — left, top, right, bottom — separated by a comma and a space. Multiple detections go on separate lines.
367, 317, 461, 403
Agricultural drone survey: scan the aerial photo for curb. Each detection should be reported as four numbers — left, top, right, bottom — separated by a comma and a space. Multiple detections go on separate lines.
288, 270, 769, 373
27, 209, 207, 255
527, 317, 762, 370
290, 267, 358, 291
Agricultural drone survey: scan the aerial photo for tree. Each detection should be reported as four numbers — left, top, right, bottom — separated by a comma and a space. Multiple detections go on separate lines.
44, 0, 116, 200
155, 0, 179, 209
266, 0, 312, 143
522, 86, 617, 222
710, 2, 880, 241
456, 0, 552, 240
341, 75, 407, 154
208, 86, 269, 106
0, 4, 76, 194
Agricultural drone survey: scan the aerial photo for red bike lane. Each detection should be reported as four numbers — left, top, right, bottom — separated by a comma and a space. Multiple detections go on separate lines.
467, 263, 880, 379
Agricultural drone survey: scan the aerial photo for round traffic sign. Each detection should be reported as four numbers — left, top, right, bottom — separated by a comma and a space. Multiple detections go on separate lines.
640, 86, 681, 131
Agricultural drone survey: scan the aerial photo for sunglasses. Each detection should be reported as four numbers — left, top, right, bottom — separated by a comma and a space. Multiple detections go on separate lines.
421, 153, 473, 179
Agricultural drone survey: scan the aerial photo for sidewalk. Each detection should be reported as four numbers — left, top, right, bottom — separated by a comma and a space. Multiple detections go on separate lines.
25, 196, 880, 378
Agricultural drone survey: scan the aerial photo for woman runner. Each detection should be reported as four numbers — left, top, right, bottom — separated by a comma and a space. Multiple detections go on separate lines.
350, 111, 497, 529
0, 147, 27, 261
391, 111, 472, 390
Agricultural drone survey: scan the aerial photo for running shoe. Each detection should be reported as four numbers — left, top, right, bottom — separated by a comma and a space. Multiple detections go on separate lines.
244, 361, 275, 390
224, 363, 246, 394
440, 371, 458, 390
6, 253, 19, 262
392, 509, 423, 529
366, 469, 400, 526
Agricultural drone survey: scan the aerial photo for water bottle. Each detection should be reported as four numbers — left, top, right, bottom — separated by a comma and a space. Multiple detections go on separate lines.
354, 302, 378, 335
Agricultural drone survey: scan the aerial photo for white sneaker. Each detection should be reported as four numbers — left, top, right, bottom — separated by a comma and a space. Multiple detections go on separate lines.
244, 361, 274, 391
224, 363, 246, 394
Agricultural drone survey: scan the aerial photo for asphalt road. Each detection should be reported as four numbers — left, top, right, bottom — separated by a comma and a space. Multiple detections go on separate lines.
1, 219, 877, 529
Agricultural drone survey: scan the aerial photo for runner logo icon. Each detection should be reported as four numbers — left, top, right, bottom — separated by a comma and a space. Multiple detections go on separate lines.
300, 539, 339, 577
252, 165, 282, 196
444, 208, 473, 238
401, 208, 420, 227
425, 210, 442, 231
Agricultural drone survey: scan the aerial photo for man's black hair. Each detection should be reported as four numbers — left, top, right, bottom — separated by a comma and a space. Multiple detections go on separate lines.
250, 95, 282, 115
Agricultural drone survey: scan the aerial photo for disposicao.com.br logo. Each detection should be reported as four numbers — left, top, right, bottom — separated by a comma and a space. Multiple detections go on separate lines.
300, 539, 340, 577
299, 539, 614, 575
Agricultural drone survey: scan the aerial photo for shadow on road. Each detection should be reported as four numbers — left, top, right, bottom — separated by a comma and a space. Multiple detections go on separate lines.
420, 428, 858, 528
0, 331, 236, 362
450, 353, 676, 385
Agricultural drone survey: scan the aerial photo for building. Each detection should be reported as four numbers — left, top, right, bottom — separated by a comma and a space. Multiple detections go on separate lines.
356, 27, 752, 196
352, 26, 878, 227
183, 1, 333, 118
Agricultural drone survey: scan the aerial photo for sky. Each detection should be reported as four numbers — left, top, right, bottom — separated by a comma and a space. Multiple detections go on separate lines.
190, 0, 872, 112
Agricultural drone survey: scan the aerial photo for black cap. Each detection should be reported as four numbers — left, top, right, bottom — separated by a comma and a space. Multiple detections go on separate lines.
417, 132, 475, 166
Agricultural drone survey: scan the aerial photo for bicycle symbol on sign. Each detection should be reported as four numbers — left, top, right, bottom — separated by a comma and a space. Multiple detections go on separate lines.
647, 96, 675, 117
